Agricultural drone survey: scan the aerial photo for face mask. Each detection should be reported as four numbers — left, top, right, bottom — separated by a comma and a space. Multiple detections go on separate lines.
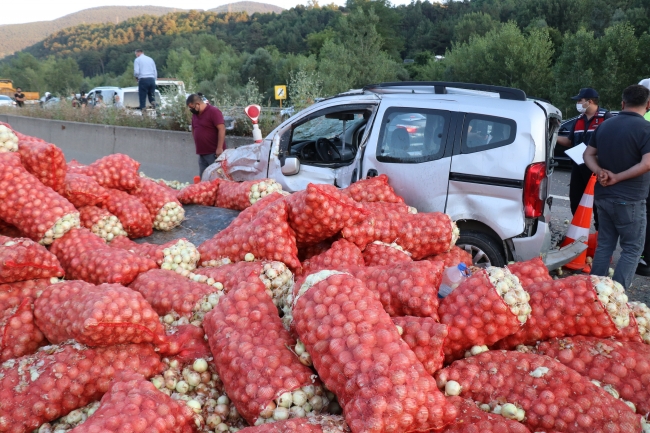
576, 103, 587, 114
189, 106, 200, 115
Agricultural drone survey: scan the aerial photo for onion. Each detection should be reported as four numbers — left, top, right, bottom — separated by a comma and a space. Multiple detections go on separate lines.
629, 302, 650, 344
444, 380, 462, 396
249, 179, 283, 204
139, 172, 189, 190
591, 276, 630, 329
0, 125, 18, 152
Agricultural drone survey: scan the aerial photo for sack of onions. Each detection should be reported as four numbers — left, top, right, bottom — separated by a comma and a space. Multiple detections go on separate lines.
203, 280, 328, 426
438, 267, 531, 362
628, 302, 650, 344
299, 239, 364, 276
129, 269, 223, 327
17, 137, 67, 194
228, 192, 287, 231
198, 199, 301, 270
110, 236, 199, 271
177, 179, 220, 206
0, 278, 53, 309
341, 174, 405, 203
363, 241, 412, 267
535, 336, 650, 416
0, 235, 64, 283
238, 415, 350, 433
443, 396, 533, 433
435, 350, 641, 433
64, 371, 196, 433
162, 324, 213, 366
101, 189, 153, 238
0, 124, 18, 153
132, 178, 185, 231
215, 179, 284, 210
34, 280, 167, 347
50, 228, 158, 285
493, 275, 630, 350
426, 245, 473, 268
61, 173, 108, 208
35, 401, 101, 433
392, 316, 447, 376
0, 152, 80, 245
78, 205, 127, 242
298, 239, 334, 262
285, 183, 369, 246
83, 153, 142, 192
292, 271, 458, 433
0, 341, 162, 433
0, 219, 22, 238
506, 257, 553, 288
0, 297, 46, 362
613, 312, 644, 343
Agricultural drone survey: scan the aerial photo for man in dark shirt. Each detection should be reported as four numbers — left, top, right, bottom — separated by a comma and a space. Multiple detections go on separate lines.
584, 84, 650, 289
14, 88, 25, 107
186, 94, 226, 177
79, 92, 88, 108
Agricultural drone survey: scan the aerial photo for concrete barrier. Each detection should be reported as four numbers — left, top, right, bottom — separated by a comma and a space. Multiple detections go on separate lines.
0, 114, 253, 183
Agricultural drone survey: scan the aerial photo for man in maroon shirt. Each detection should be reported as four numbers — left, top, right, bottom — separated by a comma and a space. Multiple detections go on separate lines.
186, 94, 226, 176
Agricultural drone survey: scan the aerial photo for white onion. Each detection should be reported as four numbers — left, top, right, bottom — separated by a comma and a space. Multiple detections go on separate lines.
487, 266, 531, 323
139, 172, 190, 190
249, 180, 283, 204
0, 126, 18, 153
591, 276, 631, 329
40, 213, 81, 245
154, 201, 185, 231
91, 215, 127, 242
444, 380, 462, 396
629, 301, 650, 344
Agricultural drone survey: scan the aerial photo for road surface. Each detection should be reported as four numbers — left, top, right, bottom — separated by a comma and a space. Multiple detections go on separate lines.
550, 168, 649, 304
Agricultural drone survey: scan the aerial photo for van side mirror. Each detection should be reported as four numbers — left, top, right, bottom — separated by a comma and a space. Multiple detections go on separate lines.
281, 156, 300, 176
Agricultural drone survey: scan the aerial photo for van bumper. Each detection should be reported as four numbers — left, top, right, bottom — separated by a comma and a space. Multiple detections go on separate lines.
510, 220, 587, 270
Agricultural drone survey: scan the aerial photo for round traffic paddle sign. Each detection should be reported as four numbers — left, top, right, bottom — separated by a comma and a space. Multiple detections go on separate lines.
245, 105, 261, 123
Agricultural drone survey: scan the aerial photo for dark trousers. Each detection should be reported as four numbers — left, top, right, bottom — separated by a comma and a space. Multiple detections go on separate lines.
198, 153, 217, 178
138, 77, 156, 110
641, 198, 650, 262
570, 163, 598, 230
591, 198, 646, 289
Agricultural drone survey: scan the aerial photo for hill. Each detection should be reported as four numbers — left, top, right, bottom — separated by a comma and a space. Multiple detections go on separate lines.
0, 6, 183, 58
209, 1, 284, 14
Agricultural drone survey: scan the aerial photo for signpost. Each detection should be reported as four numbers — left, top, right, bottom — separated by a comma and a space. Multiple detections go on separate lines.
274, 85, 287, 109
244, 104, 263, 143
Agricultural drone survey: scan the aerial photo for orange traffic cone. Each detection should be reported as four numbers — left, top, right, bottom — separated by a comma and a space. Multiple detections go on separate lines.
587, 232, 598, 258
561, 174, 596, 271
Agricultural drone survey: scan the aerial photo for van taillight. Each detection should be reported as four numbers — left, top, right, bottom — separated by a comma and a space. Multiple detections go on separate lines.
524, 162, 547, 218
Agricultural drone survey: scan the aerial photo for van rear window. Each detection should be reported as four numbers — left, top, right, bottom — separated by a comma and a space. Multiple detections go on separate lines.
462, 114, 516, 154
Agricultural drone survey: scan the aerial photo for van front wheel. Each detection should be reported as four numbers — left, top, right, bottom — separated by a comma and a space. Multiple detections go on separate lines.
456, 230, 506, 268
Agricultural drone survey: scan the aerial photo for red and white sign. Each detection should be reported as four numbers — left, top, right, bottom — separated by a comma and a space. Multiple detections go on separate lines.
245, 105, 261, 124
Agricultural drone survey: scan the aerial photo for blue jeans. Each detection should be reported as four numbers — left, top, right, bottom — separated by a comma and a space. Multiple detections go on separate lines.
198, 153, 216, 178
138, 77, 156, 110
591, 197, 646, 289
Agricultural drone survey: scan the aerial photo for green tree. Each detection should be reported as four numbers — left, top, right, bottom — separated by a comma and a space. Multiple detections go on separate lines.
454, 12, 498, 43
42, 57, 84, 94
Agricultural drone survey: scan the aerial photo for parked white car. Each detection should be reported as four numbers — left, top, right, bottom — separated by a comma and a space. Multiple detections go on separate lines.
0, 95, 16, 107
86, 86, 161, 110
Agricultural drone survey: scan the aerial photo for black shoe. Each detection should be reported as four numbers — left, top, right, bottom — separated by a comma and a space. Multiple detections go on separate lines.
635, 263, 650, 277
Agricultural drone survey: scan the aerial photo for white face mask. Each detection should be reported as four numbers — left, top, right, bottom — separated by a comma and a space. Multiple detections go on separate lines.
576, 103, 587, 114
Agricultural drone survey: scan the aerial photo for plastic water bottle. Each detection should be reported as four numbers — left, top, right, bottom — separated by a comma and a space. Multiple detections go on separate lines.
438, 263, 469, 298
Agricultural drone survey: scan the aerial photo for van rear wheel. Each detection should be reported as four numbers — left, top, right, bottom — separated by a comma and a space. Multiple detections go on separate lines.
457, 230, 506, 268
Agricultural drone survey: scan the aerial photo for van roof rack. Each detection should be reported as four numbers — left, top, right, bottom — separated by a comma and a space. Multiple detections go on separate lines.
363, 81, 527, 101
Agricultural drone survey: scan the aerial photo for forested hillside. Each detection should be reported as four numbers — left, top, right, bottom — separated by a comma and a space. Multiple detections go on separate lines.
2, 0, 650, 116
209, 1, 284, 14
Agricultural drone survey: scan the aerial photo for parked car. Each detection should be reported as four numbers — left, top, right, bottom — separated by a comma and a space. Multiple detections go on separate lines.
206, 81, 585, 269
0, 95, 15, 107
86, 87, 162, 110
553, 112, 618, 169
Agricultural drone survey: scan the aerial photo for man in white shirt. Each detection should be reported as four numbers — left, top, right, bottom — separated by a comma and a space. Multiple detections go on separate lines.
133, 49, 158, 110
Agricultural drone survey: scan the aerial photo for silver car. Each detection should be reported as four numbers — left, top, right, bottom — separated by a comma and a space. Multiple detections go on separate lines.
0, 95, 15, 107
211, 82, 584, 268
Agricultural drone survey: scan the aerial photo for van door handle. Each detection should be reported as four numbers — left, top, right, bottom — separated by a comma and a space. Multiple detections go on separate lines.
366, 169, 378, 178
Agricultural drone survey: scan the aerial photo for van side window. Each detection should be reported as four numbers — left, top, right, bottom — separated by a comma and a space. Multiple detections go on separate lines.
462, 114, 516, 154
376, 108, 450, 163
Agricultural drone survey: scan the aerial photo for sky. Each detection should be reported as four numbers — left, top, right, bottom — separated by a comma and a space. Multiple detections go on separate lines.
0, 0, 413, 26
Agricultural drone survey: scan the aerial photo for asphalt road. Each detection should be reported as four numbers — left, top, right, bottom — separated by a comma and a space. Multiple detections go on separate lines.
550, 167, 650, 305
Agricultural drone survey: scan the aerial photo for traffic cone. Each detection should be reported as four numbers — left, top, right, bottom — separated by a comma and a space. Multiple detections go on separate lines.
561, 174, 596, 271
587, 232, 598, 258
193, 176, 200, 184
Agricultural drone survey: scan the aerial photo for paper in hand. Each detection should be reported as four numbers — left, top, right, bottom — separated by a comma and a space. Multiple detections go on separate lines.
564, 142, 587, 165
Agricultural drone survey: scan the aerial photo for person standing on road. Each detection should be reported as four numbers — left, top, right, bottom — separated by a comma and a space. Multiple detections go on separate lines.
186, 94, 227, 177
634, 78, 650, 275
13, 88, 25, 107
556, 88, 612, 228
133, 49, 157, 111
584, 84, 650, 289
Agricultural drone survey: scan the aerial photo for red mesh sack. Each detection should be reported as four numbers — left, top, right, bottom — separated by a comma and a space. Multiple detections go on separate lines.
67, 371, 196, 433
0, 342, 162, 433
426, 246, 473, 268
535, 336, 650, 416
49, 228, 158, 285
362, 241, 412, 267
442, 397, 532, 433
34, 280, 166, 347
435, 350, 641, 433
0, 220, 22, 238
215, 179, 283, 210
198, 199, 300, 270
507, 257, 552, 288
17, 137, 67, 194
0, 235, 64, 283
61, 173, 108, 208
84, 153, 142, 192
0, 278, 52, 311
341, 174, 404, 203
78, 205, 127, 242
494, 275, 630, 350
165, 324, 212, 366
0, 152, 80, 245
439, 267, 531, 362
343, 211, 459, 259
110, 236, 199, 271
0, 297, 46, 362
299, 239, 364, 276
298, 239, 334, 262
228, 192, 289, 231
101, 189, 153, 238
177, 179, 220, 206
285, 183, 369, 245
613, 312, 643, 343
238, 415, 350, 433
129, 269, 221, 326
628, 301, 650, 344
203, 280, 324, 426
292, 271, 458, 433
131, 178, 185, 231
392, 316, 447, 376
